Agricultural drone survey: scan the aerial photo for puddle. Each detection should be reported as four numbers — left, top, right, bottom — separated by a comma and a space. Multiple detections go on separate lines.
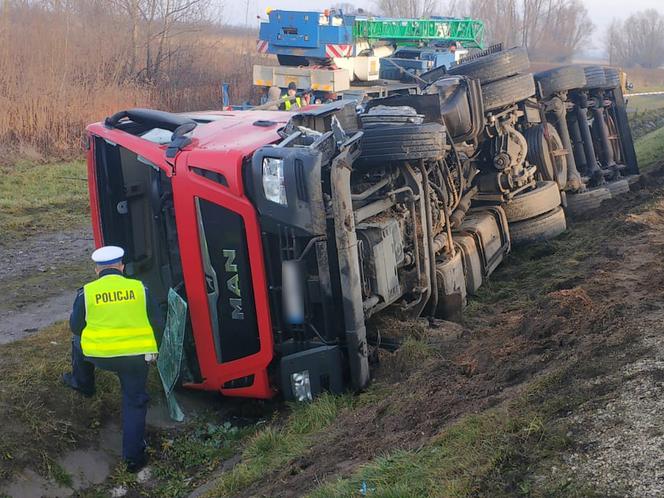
2, 422, 136, 496
60, 449, 114, 489
1, 442, 117, 498
2, 469, 73, 498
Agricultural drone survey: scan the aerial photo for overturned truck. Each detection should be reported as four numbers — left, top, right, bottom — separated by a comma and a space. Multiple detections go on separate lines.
85, 46, 637, 401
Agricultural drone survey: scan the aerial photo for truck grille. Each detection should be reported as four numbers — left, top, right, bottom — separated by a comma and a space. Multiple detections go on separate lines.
196, 198, 260, 363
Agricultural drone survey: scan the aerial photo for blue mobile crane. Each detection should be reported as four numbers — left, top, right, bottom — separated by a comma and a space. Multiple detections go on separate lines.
253, 9, 485, 100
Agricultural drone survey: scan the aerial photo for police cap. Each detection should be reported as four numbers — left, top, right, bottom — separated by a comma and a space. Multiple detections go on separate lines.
91, 246, 125, 265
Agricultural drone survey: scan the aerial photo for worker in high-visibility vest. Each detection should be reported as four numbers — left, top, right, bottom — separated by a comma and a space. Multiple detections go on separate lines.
282, 82, 302, 110
62, 246, 164, 473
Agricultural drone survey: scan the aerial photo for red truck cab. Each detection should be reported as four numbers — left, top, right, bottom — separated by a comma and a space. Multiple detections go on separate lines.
87, 109, 290, 399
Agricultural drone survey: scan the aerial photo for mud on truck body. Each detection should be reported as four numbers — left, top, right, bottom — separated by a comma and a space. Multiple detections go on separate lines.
86, 46, 637, 401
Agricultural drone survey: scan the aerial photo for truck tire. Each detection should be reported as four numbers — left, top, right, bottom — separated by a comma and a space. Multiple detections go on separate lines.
525, 123, 568, 189
509, 206, 567, 245
535, 65, 586, 98
482, 73, 536, 112
606, 178, 629, 196
447, 47, 530, 84
359, 122, 446, 163
565, 186, 611, 215
583, 66, 607, 89
603, 67, 621, 89
503, 181, 561, 222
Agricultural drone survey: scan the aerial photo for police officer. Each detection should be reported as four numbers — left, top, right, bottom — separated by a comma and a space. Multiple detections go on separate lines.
62, 246, 164, 472
282, 82, 302, 110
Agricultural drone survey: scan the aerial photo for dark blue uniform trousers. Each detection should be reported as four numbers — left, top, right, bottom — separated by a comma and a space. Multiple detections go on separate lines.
71, 335, 149, 464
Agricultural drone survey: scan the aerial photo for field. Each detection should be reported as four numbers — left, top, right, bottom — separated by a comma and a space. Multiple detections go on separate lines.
0, 160, 88, 242
634, 126, 664, 170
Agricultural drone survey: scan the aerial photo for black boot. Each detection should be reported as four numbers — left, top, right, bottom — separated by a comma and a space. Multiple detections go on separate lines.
61, 372, 95, 398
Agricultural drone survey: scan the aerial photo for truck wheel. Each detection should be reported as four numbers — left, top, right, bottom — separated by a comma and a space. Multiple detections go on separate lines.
447, 47, 530, 84
603, 67, 621, 89
583, 66, 607, 89
605, 114, 623, 163
525, 123, 568, 189
535, 65, 586, 98
509, 206, 567, 245
359, 122, 446, 163
482, 73, 536, 112
503, 181, 561, 222
565, 186, 611, 215
606, 179, 629, 196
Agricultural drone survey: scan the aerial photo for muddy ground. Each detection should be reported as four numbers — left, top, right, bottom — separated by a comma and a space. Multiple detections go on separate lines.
0, 228, 93, 343
4, 173, 664, 497
233, 173, 664, 497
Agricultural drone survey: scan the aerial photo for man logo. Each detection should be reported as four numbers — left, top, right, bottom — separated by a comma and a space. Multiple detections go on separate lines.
223, 249, 244, 320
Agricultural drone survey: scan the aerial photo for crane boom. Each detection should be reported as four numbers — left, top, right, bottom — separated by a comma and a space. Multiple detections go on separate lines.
353, 18, 485, 49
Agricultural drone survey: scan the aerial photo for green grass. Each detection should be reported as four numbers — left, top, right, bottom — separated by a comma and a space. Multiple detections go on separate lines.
150, 420, 254, 497
0, 160, 89, 240
635, 126, 664, 172
627, 94, 664, 113
0, 319, 351, 496
205, 393, 355, 497
94, 418, 255, 498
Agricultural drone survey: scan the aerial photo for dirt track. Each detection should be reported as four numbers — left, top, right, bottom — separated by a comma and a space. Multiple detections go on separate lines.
233, 172, 664, 497
0, 228, 93, 343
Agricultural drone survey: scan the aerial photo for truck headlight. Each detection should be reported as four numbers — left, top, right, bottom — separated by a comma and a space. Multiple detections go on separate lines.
290, 370, 312, 402
262, 157, 287, 205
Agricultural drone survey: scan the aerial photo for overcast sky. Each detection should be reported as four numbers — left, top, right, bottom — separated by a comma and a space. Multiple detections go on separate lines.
226, 0, 664, 56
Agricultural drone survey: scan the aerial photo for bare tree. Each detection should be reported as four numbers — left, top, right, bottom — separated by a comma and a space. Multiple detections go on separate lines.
448, 0, 520, 48
109, 0, 217, 82
447, 0, 591, 61
374, 0, 438, 18
607, 10, 664, 69
527, 0, 593, 61
330, 3, 373, 15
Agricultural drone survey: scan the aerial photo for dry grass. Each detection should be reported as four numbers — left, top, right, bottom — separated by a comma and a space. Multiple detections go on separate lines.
0, 4, 266, 162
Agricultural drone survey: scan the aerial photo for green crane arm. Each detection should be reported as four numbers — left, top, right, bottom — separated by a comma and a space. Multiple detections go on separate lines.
353, 18, 485, 49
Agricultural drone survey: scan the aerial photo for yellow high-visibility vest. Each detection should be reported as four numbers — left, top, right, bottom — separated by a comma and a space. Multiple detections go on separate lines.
283, 96, 301, 110
81, 275, 157, 358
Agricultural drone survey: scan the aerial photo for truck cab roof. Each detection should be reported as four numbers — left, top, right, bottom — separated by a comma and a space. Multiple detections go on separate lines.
87, 109, 290, 172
